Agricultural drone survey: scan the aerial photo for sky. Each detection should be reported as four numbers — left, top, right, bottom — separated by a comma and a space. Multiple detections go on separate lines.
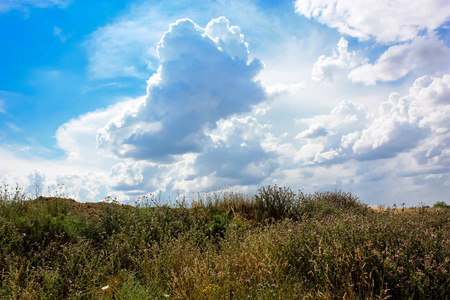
1, 0, 449, 206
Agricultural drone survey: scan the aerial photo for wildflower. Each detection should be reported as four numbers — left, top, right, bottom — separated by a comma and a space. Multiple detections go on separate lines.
162, 294, 170, 298
102, 285, 109, 290
271, 284, 276, 287
245, 279, 250, 283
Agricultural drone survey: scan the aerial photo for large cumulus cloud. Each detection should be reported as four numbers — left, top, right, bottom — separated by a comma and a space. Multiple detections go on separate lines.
97, 17, 265, 162
295, 74, 450, 168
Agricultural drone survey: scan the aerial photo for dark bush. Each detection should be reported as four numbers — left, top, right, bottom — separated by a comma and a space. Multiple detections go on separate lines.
254, 185, 298, 221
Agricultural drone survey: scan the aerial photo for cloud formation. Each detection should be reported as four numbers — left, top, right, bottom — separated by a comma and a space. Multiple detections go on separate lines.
56, 97, 145, 163
294, 100, 368, 164
300, 0, 450, 85
349, 34, 450, 85
294, 0, 450, 43
196, 115, 279, 186
312, 37, 367, 82
294, 74, 450, 167
97, 17, 266, 162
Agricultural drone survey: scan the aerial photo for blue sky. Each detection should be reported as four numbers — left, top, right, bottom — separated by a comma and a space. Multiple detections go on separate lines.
1, 0, 449, 206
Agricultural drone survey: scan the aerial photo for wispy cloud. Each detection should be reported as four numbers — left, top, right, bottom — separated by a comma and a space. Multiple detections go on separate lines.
84, 18, 162, 79
0, 99, 5, 114
53, 26, 71, 43
0, 0, 72, 13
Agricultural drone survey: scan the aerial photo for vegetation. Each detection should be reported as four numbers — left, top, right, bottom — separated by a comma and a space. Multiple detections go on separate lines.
0, 184, 449, 299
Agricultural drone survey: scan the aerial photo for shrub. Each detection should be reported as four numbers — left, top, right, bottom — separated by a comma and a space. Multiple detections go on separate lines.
254, 185, 298, 221
433, 201, 449, 208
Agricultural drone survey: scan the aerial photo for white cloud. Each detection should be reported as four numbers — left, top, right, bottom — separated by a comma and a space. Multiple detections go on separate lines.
294, 74, 450, 168
85, 18, 162, 79
53, 26, 70, 43
296, 123, 328, 139
298, 0, 450, 85
0, 99, 5, 114
352, 93, 426, 159
349, 34, 450, 85
293, 100, 368, 165
312, 37, 367, 82
56, 96, 145, 163
0, 0, 71, 13
97, 17, 266, 162
294, 0, 450, 43
0, 153, 111, 202
352, 75, 450, 163
18, 16, 276, 200
195, 115, 279, 186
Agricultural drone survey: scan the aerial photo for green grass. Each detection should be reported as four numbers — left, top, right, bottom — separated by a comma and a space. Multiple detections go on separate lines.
0, 185, 449, 299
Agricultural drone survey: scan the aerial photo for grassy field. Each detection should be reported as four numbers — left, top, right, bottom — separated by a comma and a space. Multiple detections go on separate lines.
0, 185, 449, 299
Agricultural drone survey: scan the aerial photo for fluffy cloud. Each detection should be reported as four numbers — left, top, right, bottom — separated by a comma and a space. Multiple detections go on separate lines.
353, 75, 450, 164
352, 92, 428, 159
294, 74, 450, 167
39, 17, 276, 200
349, 34, 450, 85
312, 37, 367, 82
56, 97, 145, 163
294, 0, 450, 43
0, 168, 109, 202
97, 17, 266, 162
300, 0, 450, 85
284, 75, 450, 205
195, 115, 279, 186
407, 75, 450, 168
294, 100, 368, 164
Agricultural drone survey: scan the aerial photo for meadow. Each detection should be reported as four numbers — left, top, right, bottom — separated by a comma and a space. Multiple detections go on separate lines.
0, 185, 449, 299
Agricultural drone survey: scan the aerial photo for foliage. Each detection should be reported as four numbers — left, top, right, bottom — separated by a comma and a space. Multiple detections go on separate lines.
433, 201, 449, 209
0, 185, 449, 299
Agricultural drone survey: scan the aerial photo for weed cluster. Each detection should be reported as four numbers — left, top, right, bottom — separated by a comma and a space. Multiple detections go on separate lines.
0, 185, 448, 299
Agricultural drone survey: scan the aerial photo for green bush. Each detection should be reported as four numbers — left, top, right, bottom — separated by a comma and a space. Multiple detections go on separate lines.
433, 201, 449, 208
